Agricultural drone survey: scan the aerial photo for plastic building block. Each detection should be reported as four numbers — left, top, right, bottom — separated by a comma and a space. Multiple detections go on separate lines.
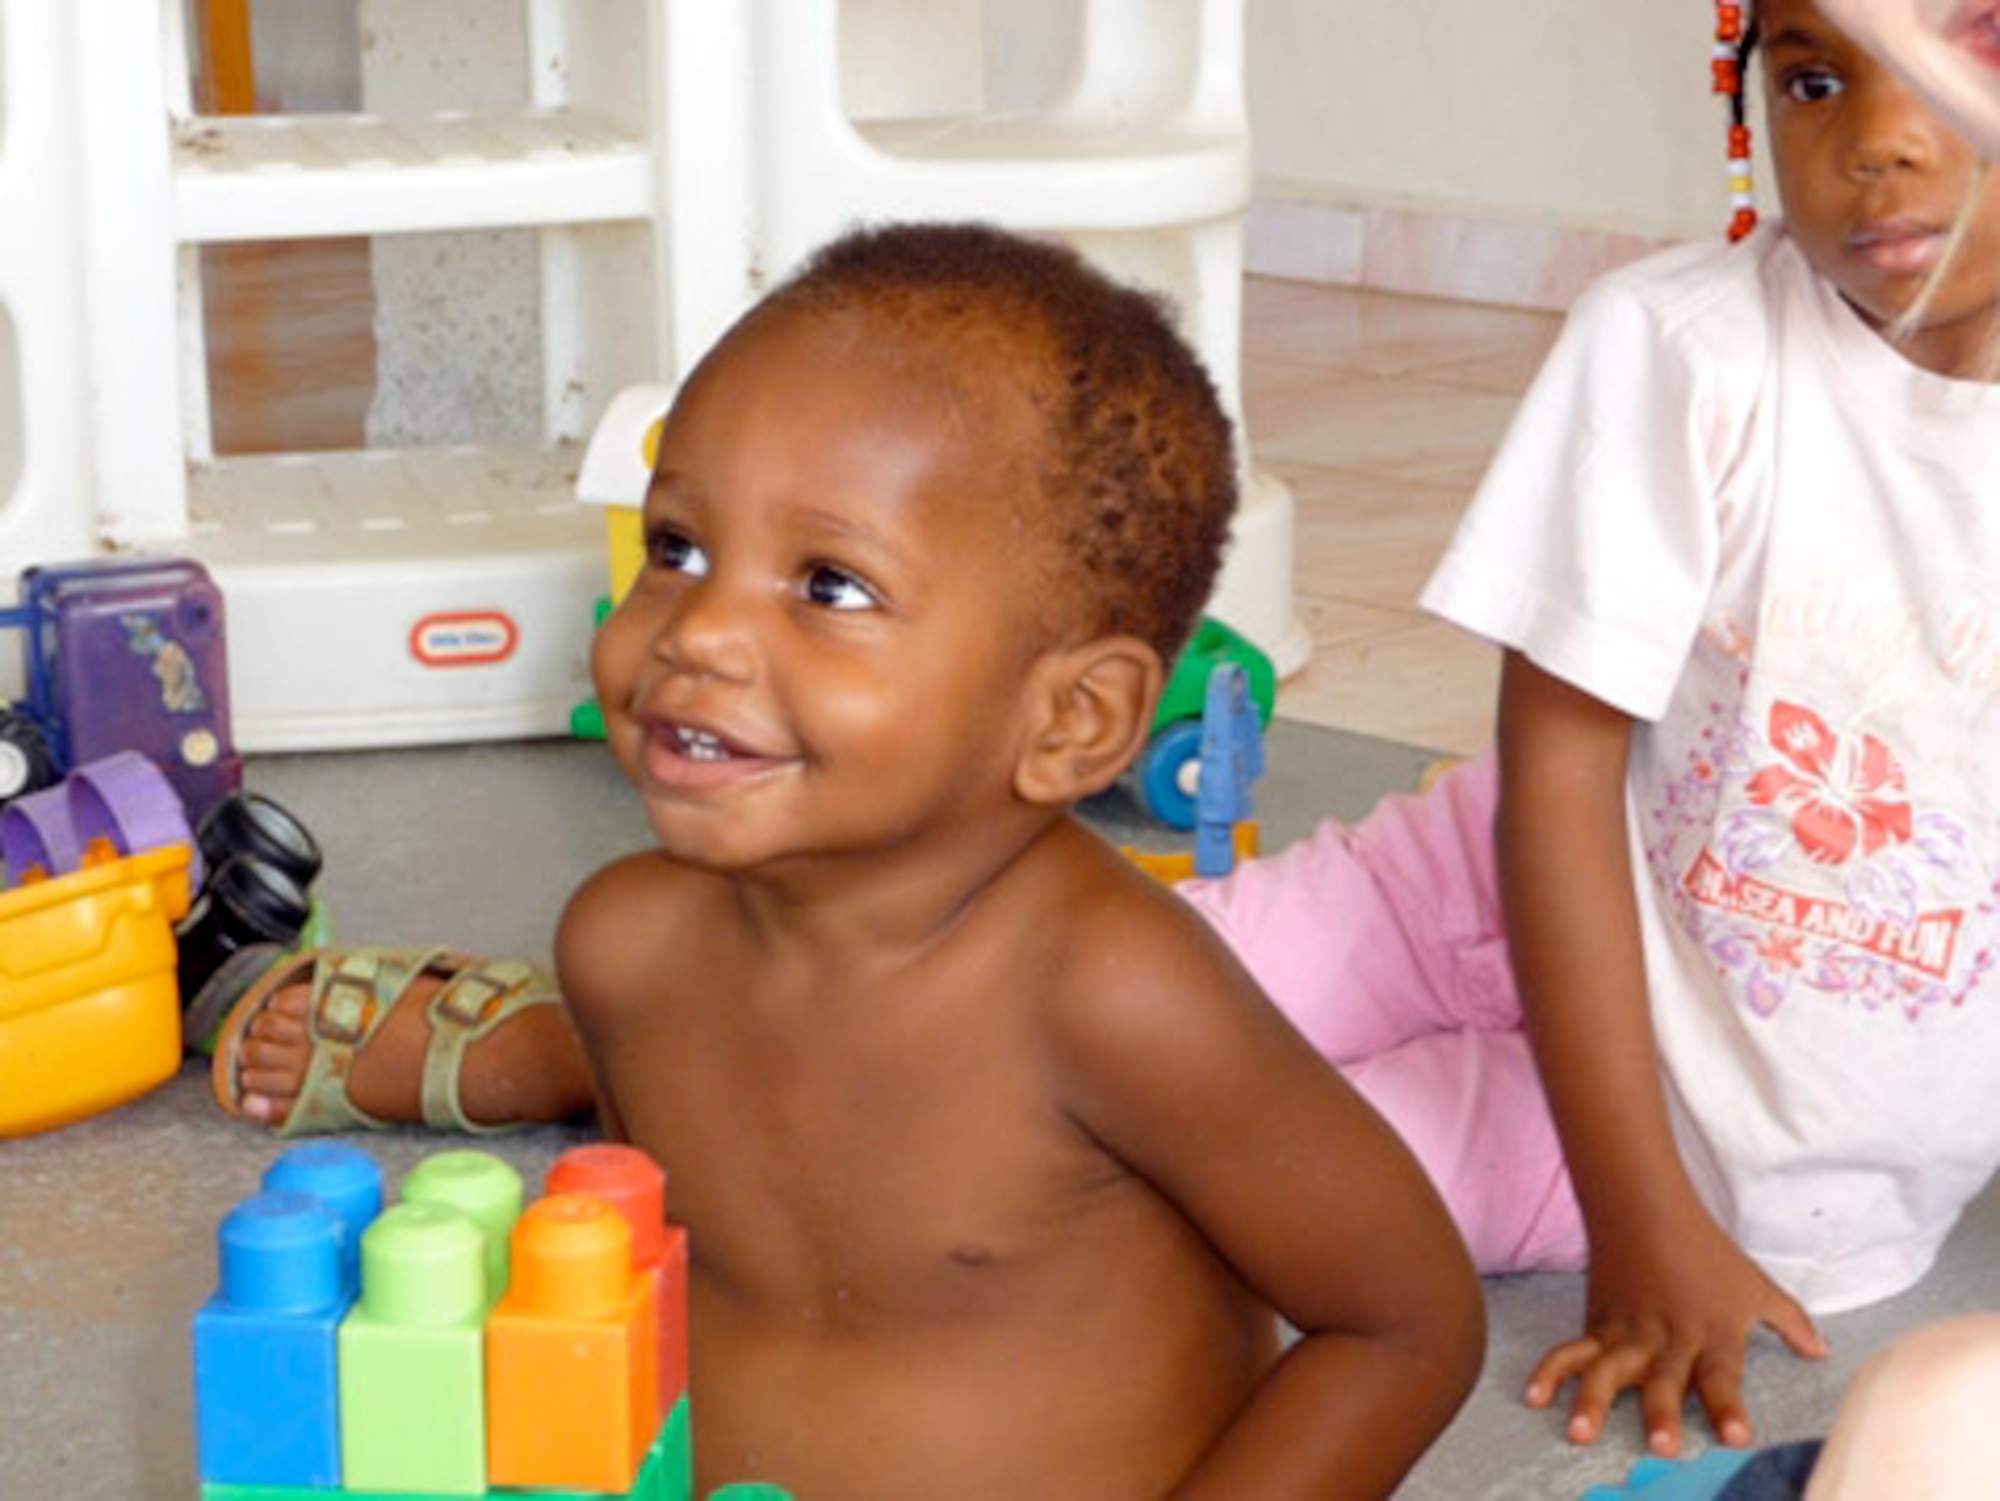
193, 1192, 351, 1487
1581, 1448, 1758, 1499
1192, 663, 1266, 879
198, 1402, 691, 1499
486, 1193, 659, 1492
338, 1202, 489, 1495
652, 1396, 694, 1501
196, 1143, 696, 1501
547, 1142, 689, 1415
708, 1485, 795, 1499
262, 1142, 386, 1296
401, 1149, 524, 1306
0, 840, 193, 1136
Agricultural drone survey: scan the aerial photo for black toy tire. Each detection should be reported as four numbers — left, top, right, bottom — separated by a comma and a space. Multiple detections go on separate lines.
0, 708, 58, 805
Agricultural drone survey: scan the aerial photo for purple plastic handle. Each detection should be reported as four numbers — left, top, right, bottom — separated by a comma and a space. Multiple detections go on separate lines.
0, 785, 83, 885
66, 751, 200, 887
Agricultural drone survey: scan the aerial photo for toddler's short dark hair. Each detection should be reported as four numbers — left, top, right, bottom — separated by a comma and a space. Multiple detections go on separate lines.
767, 221, 1238, 665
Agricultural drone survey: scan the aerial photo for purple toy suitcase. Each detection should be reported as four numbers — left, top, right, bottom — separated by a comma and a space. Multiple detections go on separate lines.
21, 558, 241, 824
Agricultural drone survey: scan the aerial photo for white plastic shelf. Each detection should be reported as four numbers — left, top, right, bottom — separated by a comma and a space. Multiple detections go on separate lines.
172, 111, 652, 242
177, 446, 606, 751
187, 444, 586, 553
856, 116, 1246, 226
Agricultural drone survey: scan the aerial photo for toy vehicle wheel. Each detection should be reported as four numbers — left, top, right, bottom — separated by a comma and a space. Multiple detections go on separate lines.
0, 709, 56, 805
1138, 719, 1205, 832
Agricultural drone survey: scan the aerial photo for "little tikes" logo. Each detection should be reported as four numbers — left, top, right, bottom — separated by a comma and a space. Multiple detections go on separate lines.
409, 611, 520, 668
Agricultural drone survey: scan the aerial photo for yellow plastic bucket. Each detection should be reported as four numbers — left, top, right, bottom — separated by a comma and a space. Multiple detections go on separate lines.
0, 844, 193, 1137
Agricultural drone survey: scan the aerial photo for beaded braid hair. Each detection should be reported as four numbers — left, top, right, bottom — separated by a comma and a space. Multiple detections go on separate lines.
1713, 1, 1761, 240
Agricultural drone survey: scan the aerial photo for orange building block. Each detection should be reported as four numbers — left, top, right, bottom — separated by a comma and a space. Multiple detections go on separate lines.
484, 1193, 659, 1492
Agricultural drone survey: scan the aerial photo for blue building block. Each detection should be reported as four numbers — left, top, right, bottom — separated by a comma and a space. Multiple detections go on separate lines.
1582, 1449, 1757, 1500
1192, 663, 1265, 879
193, 1191, 351, 1488
262, 1141, 385, 1296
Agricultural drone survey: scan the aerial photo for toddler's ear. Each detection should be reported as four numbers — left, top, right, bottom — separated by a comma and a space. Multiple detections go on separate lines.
1014, 636, 1162, 806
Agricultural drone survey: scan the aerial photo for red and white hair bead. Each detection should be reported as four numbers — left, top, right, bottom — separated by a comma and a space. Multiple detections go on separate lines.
1714, 1, 1759, 241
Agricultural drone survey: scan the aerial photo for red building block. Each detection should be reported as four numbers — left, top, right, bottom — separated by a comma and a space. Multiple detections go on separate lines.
547, 1142, 688, 1415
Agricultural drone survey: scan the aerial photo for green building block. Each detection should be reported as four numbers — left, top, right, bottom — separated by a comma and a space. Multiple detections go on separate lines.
399, 1151, 523, 1307
646, 1397, 693, 1501
199, 1395, 692, 1501
339, 1203, 488, 1495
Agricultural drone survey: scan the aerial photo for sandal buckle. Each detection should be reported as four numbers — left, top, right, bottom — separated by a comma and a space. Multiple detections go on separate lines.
314, 972, 379, 1045
435, 970, 510, 1029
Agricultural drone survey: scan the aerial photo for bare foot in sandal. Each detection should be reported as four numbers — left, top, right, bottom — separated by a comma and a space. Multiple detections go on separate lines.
214, 949, 599, 1135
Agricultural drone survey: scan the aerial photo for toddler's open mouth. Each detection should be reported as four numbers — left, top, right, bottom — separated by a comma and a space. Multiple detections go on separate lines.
640, 719, 783, 791
671, 725, 737, 763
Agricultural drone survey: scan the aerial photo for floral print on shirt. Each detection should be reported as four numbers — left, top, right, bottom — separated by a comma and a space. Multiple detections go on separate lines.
1649, 694, 1998, 1023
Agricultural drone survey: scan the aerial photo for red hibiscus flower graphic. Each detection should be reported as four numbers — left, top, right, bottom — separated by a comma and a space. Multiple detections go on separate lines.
1746, 702, 1913, 866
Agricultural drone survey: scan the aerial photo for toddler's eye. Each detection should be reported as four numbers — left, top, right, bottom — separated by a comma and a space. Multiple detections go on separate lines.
804, 565, 878, 612
647, 526, 710, 578
1783, 67, 1844, 103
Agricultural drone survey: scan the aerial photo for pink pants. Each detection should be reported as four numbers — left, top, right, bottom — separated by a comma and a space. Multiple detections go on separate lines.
1179, 749, 1584, 1274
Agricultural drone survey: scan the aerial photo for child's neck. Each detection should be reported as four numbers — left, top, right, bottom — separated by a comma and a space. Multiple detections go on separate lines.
722, 805, 1078, 978
1857, 295, 2000, 383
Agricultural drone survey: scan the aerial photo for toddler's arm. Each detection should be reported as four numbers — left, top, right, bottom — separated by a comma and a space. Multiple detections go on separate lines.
1058, 899, 1487, 1497
1497, 651, 1825, 1456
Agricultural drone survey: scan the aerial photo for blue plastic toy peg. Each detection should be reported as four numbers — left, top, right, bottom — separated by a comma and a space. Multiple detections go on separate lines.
1192, 663, 1265, 879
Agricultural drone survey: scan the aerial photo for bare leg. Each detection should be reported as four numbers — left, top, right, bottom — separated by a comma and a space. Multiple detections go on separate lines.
228, 969, 598, 1131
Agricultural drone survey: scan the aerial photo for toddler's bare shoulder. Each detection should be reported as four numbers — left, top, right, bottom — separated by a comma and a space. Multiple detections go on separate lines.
556, 854, 733, 1001
1034, 857, 1265, 1038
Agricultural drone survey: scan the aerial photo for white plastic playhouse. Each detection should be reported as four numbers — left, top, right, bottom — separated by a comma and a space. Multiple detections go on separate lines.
0, 0, 1301, 752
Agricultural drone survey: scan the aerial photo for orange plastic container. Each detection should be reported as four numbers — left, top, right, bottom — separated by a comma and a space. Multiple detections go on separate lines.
0, 844, 193, 1137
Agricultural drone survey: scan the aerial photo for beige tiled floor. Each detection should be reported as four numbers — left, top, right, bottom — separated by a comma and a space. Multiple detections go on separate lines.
207, 244, 1563, 759
1242, 276, 1562, 756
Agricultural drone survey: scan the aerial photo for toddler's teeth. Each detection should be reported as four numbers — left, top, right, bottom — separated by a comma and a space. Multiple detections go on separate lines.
674, 726, 729, 762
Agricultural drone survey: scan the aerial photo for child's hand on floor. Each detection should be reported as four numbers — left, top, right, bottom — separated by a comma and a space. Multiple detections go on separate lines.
1524, 1194, 1828, 1457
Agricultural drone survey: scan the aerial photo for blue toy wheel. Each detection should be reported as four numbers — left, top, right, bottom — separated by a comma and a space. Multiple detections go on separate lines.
1138, 719, 1205, 831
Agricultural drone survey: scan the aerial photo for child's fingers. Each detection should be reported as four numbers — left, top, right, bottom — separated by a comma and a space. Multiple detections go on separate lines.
1565, 1340, 1658, 1446
1524, 1336, 1603, 1408
1765, 1295, 1830, 1361
1639, 1349, 1699, 1456
1691, 1341, 1753, 1450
